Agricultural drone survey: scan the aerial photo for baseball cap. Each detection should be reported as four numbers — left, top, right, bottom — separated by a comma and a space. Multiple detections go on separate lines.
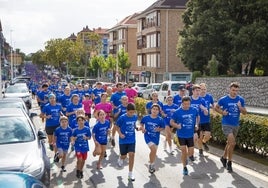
179, 85, 186, 90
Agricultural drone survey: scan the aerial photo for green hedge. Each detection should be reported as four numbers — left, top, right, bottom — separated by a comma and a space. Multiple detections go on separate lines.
135, 97, 268, 157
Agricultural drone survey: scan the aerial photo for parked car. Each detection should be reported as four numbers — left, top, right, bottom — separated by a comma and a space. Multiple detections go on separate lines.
3, 83, 32, 109
158, 81, 187, 102
132, 82, 148, 97
0, 98, 31, 117
0, 108, 50, 187
142, 83, 161, 99
0, 171, 46, 188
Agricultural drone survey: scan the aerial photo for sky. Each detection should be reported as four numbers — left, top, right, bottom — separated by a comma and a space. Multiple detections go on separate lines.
0, 0, 157, 55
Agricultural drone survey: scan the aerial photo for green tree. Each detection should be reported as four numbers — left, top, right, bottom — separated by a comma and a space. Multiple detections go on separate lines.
31, 50, 46, 69
89, 55, 106, 80
177, 0, 268, 76
117, 48, 131, 82
208, 54, 219, 76
76, 32, 102, 78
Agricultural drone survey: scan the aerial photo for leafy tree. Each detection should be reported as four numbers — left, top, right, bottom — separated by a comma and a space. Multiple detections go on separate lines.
208, 54, 219, 76
102, 54, 116, 79
31, 50, 46, 69
117, 48, 131, 82
89, 55, 105, 80
178, 0, 268, 76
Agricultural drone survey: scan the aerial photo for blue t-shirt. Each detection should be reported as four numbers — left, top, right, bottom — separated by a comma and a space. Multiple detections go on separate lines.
200, 93, 214, 124
92, 120, 110, 144
54, 126, 73, 150
173, 95, 183, 107
70, 119, 90, 129
140, 115, 165, 145
37, 90, 50, 107
66, 103, 83, 122
42, 103, 62, 127
171, 107, 199, 138
72, 126, 91, 153
114, 104, 127, 119
218, 95, 245, 126
146, 101, 163, 114
162, 104, 179, 126
59, 94, 72, 108
72, 89, 84, 103
92, 88, 105, 104
110, 92, 126, 107
116, 114, 138, 144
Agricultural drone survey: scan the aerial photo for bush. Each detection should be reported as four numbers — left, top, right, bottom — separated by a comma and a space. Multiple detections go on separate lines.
210, 110, 268, 157
134, 97, 147, 118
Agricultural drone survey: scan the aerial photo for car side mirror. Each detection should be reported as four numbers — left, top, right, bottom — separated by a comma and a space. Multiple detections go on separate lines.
30, 112, 38, 118
38, 130, 47, 140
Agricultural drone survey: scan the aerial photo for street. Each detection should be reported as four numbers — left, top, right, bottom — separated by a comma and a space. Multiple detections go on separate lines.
31, 101, 268, 188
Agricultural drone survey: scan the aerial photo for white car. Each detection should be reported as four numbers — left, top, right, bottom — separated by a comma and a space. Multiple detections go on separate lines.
158, 81, 187, 102
142, 83, 161, 99
132, 82, 148, 97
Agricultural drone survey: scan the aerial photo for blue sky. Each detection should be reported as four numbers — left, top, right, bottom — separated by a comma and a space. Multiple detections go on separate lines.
0, 0, 156, 54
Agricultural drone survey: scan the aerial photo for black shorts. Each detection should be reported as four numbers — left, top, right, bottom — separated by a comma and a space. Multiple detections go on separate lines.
199, 122, 211, 132
119, 143, 135, 155
178, 137, 194, 147
45, 125, 59, 135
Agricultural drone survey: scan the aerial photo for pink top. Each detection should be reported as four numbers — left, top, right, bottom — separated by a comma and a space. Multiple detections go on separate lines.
125, 88, 137, 103
94, 102, 113, 120
82, 99, 93, 114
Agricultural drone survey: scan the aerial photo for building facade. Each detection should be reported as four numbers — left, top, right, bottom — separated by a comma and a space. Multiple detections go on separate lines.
134, 0, 191, 83
107, 13, 139, 81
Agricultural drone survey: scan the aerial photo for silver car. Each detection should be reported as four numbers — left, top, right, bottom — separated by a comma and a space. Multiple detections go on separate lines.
0, 108, 50, 187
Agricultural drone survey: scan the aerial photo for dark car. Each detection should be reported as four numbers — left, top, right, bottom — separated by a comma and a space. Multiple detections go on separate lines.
0, 171, 46, 188
0, 108, 50, 187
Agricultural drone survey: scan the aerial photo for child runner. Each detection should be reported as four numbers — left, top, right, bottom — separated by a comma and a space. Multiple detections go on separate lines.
92, 110, 111, 169
140, 104, 165, 174
53, 116, 73, 172
82, 93, 93, 120
72, 115, 91, 179
116, 103, 138, 181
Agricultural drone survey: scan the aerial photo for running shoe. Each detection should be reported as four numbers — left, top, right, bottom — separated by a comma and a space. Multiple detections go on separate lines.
149, 164, 155, 174
183, 167, 188, 175
128, 174, 135, 181
111, 138, 115, 147
49, 144, 54, 151
61, 166, 66, 172
227, 161, 233, 173
199, 149, 204, 156
117, 157, 123, 167
220, 156, 227, 168
53, 152, 59, 163
189, 155, 195, 162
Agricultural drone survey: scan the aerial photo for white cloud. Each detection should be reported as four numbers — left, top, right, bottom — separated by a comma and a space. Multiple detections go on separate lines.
0, 0, 156, 54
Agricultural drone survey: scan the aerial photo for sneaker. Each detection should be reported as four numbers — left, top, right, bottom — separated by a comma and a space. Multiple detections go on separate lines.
148, 164, 155, 174
76, 170, 82, 179
53, 153, 59, 163
220, 156, 227, 168
49, 144, 54, 151
117, 158, 123, 167
104, 151, 107, 158
71, 145, 74, 152
81, 171, 84, 178
169, 148, 174, 155
183, 167, 188, 175
199, 149, 204, 156
189, 155, 195, 162
128, 174, 135, 181
97, 163, 103, 169
111, 139, 115, 147
203, 142, 209, 151
61, 166, 66, 172
227, 161, 233, 173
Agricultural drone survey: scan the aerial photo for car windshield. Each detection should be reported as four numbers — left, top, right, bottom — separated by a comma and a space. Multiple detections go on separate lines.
5, 86, 28, 93
153, 85, 161, 91
171, 83, 185, 91
137, 84, 147, 87
0, 117, 35, 144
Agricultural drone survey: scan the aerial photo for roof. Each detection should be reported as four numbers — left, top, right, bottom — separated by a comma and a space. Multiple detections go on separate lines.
136, 0, 188, 18
107, 13, 139, 31
93, 27, 108, 35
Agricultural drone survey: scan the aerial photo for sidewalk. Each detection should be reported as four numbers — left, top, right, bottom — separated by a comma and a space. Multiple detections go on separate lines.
247, 106, 268, 116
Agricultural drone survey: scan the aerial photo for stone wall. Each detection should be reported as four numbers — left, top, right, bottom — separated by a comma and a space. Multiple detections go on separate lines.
195, 77, 268, 108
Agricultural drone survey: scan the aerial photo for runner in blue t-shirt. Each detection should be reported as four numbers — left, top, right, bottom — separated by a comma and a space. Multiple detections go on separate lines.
215, 82, 247, 173
140, 104, 165, 174
145, 92, 163, 115
92, 82, 105, 104
54, 116, 73, 172
92, 110, 111, 169
170, 96, 199, 176
40, 93, 62, 151
66, 94, 83, 123
162, 95, 179, 154
72, 115, 91, 179
116, 103, 138, 181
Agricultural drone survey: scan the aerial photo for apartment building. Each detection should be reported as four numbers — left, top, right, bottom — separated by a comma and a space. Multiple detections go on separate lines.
134, 0, 191, 83
107, 13, 139, 81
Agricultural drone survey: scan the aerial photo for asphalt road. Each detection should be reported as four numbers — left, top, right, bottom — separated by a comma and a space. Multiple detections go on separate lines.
31, 101, 268, 188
